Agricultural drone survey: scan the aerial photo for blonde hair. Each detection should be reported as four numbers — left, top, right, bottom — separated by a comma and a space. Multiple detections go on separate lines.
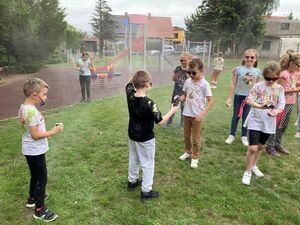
23, 78, 48, 97
180, 52, 193, 60
242, 49, 259, 68
131, 70, 152, 89
262, 61, 281, 77
279, 53, 300, 70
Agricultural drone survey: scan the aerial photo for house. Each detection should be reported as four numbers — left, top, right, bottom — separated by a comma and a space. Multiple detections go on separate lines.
258, 16, 300, 58
171, 26, 185, 45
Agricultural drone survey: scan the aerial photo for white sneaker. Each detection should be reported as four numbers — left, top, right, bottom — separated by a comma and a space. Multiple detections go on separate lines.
295, 132, 300, 138
251, 165, 264, 177
241, 136, 249, 146
225, 135, 235, 144
242, 171, 252, 185
179, 152, 191, 160
190, 159, 198, 169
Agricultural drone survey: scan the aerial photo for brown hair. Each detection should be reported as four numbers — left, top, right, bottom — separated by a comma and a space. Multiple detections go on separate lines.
217, 52, 223, 57
279, 53, 300, 70
189, 58, 203, 71
23, 78, 49, 97
262, 61, 281, 77
242, 49, 258, 68
131, 70, 152, 89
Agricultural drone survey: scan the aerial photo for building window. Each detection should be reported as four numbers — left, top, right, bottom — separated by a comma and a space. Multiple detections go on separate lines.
262, 40, 271, 50
281, 23, 290, 30
174, 33, 178, 39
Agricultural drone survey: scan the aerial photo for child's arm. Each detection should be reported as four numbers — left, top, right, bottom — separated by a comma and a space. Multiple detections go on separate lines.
157, 104, 178, 126
195, 96, 213, 122
226, 73, 237, 107
30, 124, 62, 140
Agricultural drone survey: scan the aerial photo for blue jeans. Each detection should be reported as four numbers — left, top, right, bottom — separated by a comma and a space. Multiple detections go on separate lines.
229, 94, 250, 137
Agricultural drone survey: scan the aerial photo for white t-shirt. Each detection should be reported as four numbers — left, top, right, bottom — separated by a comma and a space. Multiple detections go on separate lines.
246, 81, 285, 134
77, 58, 91, 76
182, 77, 212, 117
18, 104, 49, 155
213, 57, 224, 71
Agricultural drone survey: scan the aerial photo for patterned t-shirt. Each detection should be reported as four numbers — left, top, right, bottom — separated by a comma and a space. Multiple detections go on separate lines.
77, 58, 91, 76
246, 81, 285, 134
18, 104, 49, 155
233, 66, 261, 96
182, 77, 212, 117
280, 70, 297, 104
173, 66, 189, 90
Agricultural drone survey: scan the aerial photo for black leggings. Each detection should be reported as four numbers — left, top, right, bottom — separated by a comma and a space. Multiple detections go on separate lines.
25, 154, 47, 208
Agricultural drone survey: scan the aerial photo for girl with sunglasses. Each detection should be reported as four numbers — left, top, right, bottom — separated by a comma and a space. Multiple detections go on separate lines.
165, 52, 192, 129
242, 61, 285, 185
225, 49, 261, 146
265, 53, 300, 156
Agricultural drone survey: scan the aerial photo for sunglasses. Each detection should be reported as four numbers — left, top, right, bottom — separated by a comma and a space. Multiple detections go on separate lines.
295, 62, 300, 68
180, 59, 187, 63
264, 76, 279, 81
187, 70, 197, 76
245, 56, 255, 59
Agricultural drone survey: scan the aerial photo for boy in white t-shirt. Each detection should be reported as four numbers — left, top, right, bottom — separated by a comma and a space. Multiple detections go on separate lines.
18, 78, 63, 222
242, 62, 285, 185
178, 58, 214, 169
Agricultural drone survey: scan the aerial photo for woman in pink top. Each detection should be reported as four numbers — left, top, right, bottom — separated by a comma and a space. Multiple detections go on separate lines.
265, 53, 300, 156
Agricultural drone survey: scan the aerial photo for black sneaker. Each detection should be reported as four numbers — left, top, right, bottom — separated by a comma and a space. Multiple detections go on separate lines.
128, 179, 141, 191
26, 193, 49, 208
33, 206, 58, 222
141, 190, 160, 201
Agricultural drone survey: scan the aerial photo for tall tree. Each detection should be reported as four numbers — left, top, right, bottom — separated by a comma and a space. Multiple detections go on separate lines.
185, 0, 279, 56
90, 0, 117, 57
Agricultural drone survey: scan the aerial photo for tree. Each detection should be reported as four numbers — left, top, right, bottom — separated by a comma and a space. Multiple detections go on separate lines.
65, 25, 85, 50
90, 0, 117, 57
185, 0, 279, 56
288, 11, 293, 20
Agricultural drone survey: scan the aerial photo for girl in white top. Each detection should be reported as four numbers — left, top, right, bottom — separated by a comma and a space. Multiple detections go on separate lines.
242, 61, 285, 185
210, 52, 224, 88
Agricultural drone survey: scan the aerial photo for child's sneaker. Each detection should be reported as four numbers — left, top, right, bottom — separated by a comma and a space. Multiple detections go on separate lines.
141, 190, 160, 201
265, 146, 281, 157
251, 165, 264, 177
225, 135, 235, 144
190, 159, 198, 169
128, 179, 141, 191
241, 136, 249, 146
26, 193, 49, 208
179, 152, 191, 160
242, 171, 252, 185
33, 206, 58, 222
295, 132, 300, 138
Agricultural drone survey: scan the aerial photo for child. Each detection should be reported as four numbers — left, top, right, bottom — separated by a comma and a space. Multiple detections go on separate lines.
178, 58, 214, 169
165, 52, 192, 128
242, 61, 285, 185
265, 53, 300, 156
211, 52, 224, 88
126, 71, 178, 201
18, 78, 63, 222
225, 49, 261, 146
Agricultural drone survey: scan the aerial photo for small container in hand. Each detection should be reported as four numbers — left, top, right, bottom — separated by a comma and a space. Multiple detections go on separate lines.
55, 122, 64, 130
173, 95, 181, 106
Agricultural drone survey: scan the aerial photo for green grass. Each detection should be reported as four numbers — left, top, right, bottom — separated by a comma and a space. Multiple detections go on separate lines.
0, 63, 299, 225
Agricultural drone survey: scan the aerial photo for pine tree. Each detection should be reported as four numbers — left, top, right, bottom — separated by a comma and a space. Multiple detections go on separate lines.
90, 0, 117, 57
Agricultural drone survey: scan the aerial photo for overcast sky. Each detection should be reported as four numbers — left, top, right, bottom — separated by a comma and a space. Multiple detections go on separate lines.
59, 0, 300, 34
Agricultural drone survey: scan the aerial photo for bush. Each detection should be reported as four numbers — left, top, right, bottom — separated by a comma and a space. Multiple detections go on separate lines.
46, 50, 67, 64
15, 62, 44, 73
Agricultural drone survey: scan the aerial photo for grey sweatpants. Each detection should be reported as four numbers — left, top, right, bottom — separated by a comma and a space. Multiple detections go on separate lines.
128, 138, 155, 193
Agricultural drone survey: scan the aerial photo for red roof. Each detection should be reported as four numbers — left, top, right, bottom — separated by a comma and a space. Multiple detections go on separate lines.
147, 16, 173, 38
82, 36, 98, 42
128, 14, 148, 25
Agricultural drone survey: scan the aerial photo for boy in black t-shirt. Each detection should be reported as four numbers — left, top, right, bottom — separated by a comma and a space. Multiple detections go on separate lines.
126, 70, 178, 201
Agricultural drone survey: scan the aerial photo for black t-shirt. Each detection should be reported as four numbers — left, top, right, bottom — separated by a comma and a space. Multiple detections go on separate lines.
126, 83, 163, 142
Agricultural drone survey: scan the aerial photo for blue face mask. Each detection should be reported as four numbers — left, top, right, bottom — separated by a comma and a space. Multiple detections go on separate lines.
37, 95, 45, 106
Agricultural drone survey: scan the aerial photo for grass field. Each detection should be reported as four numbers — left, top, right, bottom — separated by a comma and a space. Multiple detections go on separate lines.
0, 60, 299, 225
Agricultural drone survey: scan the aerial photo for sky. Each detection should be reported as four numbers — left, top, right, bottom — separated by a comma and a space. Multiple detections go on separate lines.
59, 0, 300, 34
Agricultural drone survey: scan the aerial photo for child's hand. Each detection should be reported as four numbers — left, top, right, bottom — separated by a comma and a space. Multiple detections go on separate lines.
195, 112, 205, 122
267, 110, 278, 117
226, 98, 232, 107
52, 123, 63, 134
170, 103, 179, 112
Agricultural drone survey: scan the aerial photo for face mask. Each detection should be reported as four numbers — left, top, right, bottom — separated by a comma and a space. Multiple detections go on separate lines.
37, 95, 45, 106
